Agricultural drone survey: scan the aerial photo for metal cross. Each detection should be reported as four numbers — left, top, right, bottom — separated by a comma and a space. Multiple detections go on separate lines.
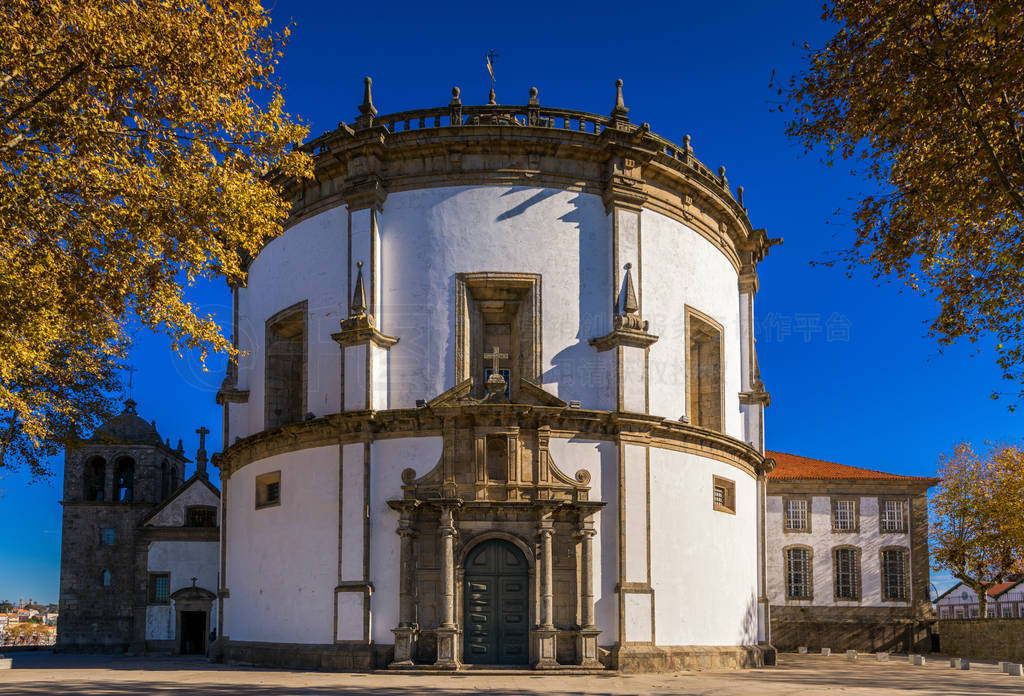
483, 345, 508, 374
125, 365, 138, 399
195, 426, 210, 450
486, 49, 499, 88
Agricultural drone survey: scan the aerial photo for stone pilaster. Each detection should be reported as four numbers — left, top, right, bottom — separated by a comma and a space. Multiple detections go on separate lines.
434, 505, 460, 668
576, 520, 601, 667
533, 513, 559, 669
389, 504, 419, 667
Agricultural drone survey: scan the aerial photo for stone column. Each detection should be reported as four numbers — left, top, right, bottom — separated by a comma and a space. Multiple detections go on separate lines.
533, 515, 558, 669
389, 506, 418, 668
434, 505, 459, 668
575, 520, 601, 667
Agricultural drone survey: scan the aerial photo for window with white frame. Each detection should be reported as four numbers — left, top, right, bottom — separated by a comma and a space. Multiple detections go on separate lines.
785, 547, 812, 599
880, 499, 906, 532
881, 548, 907, 600
785, 499, 808, 531
969, 605, 979, 618
1019, 604, 1024, 618
955, 607, 965, 619
832, 499, 856, 531
986, 606, 995, 618
940, 607, 950, 618
1001, 604, 1013, 618
833, 547, 860, 599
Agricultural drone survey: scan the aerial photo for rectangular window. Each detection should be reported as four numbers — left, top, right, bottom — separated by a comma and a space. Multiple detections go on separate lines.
955, 607, 965, 619
986, 606, 995, 618
832, 499, 856, 531
969, 605, 979, 618
686, 308, 724, 433
833, 547, 859, 600
785, 499, 808, 531
940, 607, 950, 619
100, 528, 115, 545
712, 476, 736, 514
881, 548, 907, 600
1001, 605, 1013, 618
1019, 604, 1024, 618
149, 574, 170, 604
256, 471, 281, 509
186, 507, 217, 528
880, 499, 906, 532
785, 548, 811, 599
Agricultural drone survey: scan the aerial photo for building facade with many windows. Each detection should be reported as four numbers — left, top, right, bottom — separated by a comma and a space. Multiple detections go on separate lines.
764, 451, 937, 653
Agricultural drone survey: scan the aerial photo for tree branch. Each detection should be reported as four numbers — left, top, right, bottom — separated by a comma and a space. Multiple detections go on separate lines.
1, 58, 93, 129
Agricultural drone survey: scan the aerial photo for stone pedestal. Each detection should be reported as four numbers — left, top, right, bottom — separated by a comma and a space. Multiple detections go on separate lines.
532, 628, 559, 669
434, 627, 460, 669
576, 628, 602, 667
389, 627, 418, 667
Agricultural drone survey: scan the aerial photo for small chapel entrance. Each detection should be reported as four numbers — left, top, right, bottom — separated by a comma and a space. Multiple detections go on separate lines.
179, 611, 206, 654
463, 539, 529, 665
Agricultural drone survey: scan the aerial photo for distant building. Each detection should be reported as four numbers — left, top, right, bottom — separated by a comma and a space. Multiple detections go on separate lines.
57, 399, 219, 654
764, 451, 938, 653
934, 579, 1024, 619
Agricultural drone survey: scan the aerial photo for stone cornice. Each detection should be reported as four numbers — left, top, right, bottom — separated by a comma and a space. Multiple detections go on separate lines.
766, 480, 938, 495
266, 107, 775, 275
214, 405, 768, 479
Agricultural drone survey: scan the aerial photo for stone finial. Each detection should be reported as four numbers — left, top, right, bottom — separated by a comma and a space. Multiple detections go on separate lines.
683, 134, 691, 151
528, 86, 539, 106
488, 87, 497, 105
355, 77, 377, 129
621, 263, 639, 315
450, 86, 461, 105
176, 438, 184, 453
612, 78, 628, 118
359, 76, 377, 117
737, 185, 745, 207
718, 165, 728, 188
350, 261, 367, 316
123, 398, 137, 413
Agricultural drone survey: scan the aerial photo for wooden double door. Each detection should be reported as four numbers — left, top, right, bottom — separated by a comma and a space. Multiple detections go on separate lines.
463, 539, 530, 665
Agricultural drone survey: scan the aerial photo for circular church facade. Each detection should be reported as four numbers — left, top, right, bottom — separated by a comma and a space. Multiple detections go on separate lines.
214, 80, 776, 671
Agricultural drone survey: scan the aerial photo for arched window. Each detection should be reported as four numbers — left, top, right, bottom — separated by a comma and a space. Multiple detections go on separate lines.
170, 465, 178, 490
160, 461, 169, 500
265, 301, 307, 429
101, 570, 112, 587
83, 456, 106, 502
686, 307, 724, 433
115, 457, 135, 502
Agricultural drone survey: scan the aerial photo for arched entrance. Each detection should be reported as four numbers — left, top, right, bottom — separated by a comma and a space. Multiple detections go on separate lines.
463, 539, 529, 665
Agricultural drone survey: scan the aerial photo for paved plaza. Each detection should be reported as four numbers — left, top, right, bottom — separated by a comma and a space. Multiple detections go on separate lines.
0, 652, 1021, 695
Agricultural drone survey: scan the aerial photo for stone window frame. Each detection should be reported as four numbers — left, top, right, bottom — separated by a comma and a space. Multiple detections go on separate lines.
782, 495, 812, 534
712, 475, 736, 514
454, 272, 543, 398
101, 569, 112, 588
99, 527, 115, 545
783, 544, 814, 601
148, 572, 171, 605
878, 497, 908, 534
264, 300, 308, 430
83, 455, 107, 502
830, 497, 859, 534
879, 545, 910, 602
832, 545, 861, 601
684, 305, 725, 433
255, 470, 282, 510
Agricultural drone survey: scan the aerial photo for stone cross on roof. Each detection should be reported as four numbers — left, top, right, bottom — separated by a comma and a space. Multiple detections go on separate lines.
483, 345, 508, 374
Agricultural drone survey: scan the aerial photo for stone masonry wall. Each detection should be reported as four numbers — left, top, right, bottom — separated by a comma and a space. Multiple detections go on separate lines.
937, 618, 1024, 662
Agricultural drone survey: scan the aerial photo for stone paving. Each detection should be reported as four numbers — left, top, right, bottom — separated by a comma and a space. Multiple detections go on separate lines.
1, 651, 1022, 695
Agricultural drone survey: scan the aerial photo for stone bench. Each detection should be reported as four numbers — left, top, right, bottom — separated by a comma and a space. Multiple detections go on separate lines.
820, 648, 831, 656
846, 650, 858, 661
876, 653, 889, 662
949, 658, 969, 670
908, 654, 926, 665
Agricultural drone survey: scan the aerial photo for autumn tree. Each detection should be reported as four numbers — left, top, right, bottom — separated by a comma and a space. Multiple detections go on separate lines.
930, 442, 1024, 616
0, 0, 312, 476
781, 1, 1024, 402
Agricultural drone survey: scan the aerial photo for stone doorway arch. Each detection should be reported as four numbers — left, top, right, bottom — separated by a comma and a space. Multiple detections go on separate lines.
463, 539, 530, 665
170, 585, 215, 655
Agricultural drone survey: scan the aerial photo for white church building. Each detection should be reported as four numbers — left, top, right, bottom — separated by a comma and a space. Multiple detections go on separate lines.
210, 79, 778, 672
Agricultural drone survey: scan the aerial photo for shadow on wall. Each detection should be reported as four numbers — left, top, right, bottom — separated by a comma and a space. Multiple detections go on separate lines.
544, 192, 612, 405
495, 187, 561, 222
737, 591, 759, 646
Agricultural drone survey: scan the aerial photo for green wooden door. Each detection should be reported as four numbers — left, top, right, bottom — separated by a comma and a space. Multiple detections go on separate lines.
464, 539, 529, 665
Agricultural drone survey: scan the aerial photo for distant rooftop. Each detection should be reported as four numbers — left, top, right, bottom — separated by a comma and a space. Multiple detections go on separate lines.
766, 450, 939, 483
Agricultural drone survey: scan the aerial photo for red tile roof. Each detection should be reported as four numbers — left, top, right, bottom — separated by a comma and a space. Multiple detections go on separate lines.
988, 580, 1023, 597
765, 450, 939, 483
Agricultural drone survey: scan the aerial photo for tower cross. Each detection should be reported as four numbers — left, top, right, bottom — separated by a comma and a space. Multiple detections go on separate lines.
196, 426, 210, 451
125, 365, 138, 400
483, 345, 508, 374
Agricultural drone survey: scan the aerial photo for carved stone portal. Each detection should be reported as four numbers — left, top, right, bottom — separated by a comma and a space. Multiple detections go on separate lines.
387, 412, 604, 670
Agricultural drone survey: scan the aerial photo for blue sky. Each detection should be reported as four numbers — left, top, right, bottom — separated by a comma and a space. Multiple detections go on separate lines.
1, 0, 1015, 603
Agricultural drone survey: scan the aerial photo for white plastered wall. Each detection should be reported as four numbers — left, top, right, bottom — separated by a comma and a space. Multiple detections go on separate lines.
649, 448, 759, 646
765, 494, 912, 608
640, 210, 742, 439
144, 540, 219, 640
223, 446, 339, 643
145, 481, 219, 527
235, 206, 348, 439
377, 186, 615, 410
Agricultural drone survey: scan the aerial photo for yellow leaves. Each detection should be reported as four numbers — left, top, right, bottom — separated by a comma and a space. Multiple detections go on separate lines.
0, 0, 312, 476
